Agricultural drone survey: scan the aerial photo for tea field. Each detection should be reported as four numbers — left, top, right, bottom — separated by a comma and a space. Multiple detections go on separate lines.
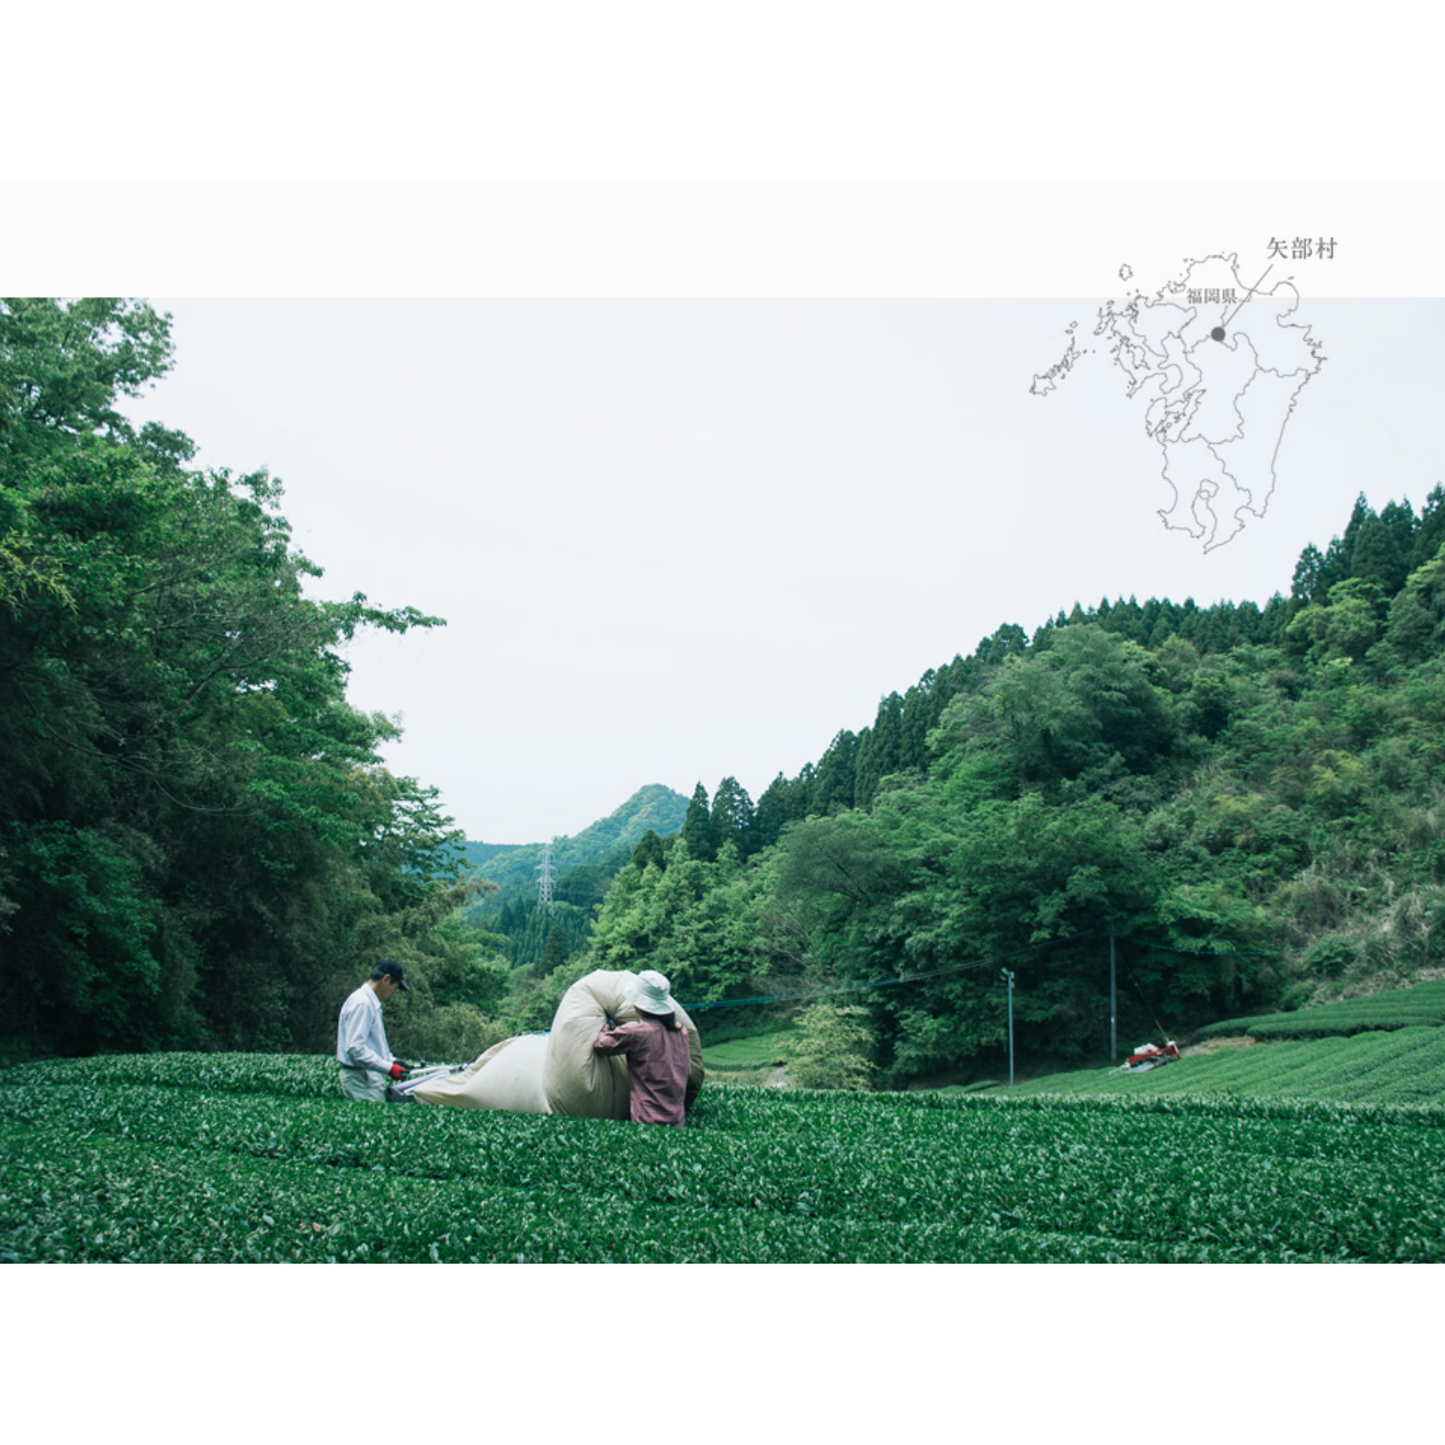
698, 1026, 797, 1072
1197, 980, 1445, 1041
3, 1052, 1443, 1262
993, 1024, 1445, 1105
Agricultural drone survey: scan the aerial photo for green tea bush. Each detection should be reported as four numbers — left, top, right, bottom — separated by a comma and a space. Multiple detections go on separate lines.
0, 1052, 341, 1097
999, 1026, 1445, 1106
2, 1053, 1443, 1262
1199, 980, 1445, 1040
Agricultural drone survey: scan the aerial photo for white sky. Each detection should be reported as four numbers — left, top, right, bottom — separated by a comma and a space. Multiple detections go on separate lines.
109, 286, 1444, 844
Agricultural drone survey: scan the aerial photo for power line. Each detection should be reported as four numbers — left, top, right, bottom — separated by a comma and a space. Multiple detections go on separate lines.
680, 931, 1098, 1011
680, 929, 1300, 1013
1135, 939, 1309, 958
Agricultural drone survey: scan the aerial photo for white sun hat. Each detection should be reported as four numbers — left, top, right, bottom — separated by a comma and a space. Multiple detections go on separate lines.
631, 970, 676, 1016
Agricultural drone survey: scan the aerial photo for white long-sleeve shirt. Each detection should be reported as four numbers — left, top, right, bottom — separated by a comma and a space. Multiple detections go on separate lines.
336, 983, 395, 1073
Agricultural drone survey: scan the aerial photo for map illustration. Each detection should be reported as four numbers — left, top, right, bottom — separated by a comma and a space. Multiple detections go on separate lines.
1032, 253, 1326, 551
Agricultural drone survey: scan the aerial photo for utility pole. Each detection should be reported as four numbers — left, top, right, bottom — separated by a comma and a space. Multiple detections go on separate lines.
1000, 968, 1015, 1087
536, 839, 555, 914
1110, 925, 1117, 1063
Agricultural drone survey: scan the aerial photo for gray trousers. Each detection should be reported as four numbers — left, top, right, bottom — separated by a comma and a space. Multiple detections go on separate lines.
339, 1066, 389, 1102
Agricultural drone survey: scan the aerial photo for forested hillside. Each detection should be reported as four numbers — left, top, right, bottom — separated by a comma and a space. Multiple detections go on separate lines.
460, 783, 688, 901
0, 299, 504, 1062
582, 486, 1445, 1085
458, 783, 689, 971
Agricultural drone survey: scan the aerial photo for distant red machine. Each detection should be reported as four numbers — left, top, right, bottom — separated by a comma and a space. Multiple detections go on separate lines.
1122, 1039, 1181, 1072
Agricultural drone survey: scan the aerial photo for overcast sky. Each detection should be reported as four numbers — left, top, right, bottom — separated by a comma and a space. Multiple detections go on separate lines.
15, 173, 1441, 851
118, 288, 1444, 844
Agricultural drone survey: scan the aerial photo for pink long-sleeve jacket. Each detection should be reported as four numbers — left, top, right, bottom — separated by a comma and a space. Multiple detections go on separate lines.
593, 1014, 691, 1125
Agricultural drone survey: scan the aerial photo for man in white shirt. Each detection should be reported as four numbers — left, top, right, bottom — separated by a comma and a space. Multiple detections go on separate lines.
336, 959, 411, 1101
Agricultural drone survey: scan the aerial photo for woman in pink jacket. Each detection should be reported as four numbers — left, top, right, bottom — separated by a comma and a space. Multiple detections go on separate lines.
592, 970, 692, 1126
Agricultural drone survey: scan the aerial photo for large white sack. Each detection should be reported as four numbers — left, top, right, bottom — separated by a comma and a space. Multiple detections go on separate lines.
411, 969, 706, 1118
410, 1032, 551, 1113
542, 969, 705, 1118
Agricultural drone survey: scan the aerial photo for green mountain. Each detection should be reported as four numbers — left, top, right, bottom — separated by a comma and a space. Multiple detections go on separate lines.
461, 783, 690, 906
456, 840, 514, 868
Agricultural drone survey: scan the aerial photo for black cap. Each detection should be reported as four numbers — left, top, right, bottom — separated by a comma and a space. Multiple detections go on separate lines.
370, 958, 410, 992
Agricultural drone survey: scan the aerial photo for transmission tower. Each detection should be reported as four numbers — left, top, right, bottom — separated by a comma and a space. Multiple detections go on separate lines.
536, 839, 556, 914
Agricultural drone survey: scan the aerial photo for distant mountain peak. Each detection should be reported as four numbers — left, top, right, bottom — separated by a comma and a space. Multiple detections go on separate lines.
457, 784, 691, 899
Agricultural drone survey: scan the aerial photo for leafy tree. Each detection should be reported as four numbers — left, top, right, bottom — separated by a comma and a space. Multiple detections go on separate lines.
590, 835, 766, 1004
787, 1003, 876, 1090
1285, 578, 1390, 664
1385, 542, 1445, 664
810, 730, 858, 815
630, 828, 666, 872
932, 626, 1178, 800
1351, 499, 1417, 595
0, 298, 470, 1056
680, 782, 715, 862
540, 921, 570, 973
854, 692, 903, 808
897, 681, 935, 770
710, 776, 755, 859
750, 773, 801, 853
1406, 484, 1445, 571
1186, 671, 1234, 741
